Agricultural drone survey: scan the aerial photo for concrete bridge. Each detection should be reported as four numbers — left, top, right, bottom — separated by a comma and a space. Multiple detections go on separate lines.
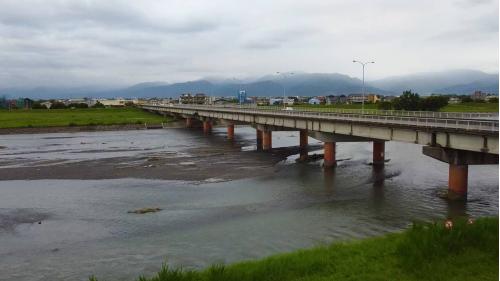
142, 104, 499, 200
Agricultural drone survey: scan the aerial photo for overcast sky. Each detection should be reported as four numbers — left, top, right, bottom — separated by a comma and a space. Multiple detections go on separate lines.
0, 0, 498, 88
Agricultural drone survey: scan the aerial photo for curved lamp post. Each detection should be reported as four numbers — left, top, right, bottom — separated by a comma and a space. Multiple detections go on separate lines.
276, 72, 294, 109
352, 60, 375, 114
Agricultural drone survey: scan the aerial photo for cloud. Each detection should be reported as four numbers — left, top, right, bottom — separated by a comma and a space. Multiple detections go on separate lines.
0, 0, 497, 88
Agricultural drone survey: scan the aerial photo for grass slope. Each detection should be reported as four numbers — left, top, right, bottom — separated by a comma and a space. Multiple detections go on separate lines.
91, 217, 498, 281
441, 102, 499, 112
0, 107, 171, 128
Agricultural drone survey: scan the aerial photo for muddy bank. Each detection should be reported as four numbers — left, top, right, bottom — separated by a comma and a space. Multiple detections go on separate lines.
0, 122, 187, 135
0, 143, 323, 181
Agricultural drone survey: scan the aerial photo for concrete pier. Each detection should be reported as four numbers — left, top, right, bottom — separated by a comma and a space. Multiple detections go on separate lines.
324, 142, 336, 167
373, 141, 385, 165
256, 129, 263, 151
449, 164, 468, 198
186, 117, 193, 128
262, 131, 272, 151
203, 120, 212, 134
299, 130, 308, 161
227, 124, 234, 140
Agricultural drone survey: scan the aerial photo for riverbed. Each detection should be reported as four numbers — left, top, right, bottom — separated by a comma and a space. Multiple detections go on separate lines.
0, 127, 498, 281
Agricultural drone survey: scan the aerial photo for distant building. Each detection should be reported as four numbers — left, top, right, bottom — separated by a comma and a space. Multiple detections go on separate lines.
98, 99, 127, 107
485, 95, 498, 102
269, 98, 283, 105
41, 101, 52, 109
448, 97, 461, 104
471, 91, 487, 101
180, 93, 194, 104
256, 97, 269, 105
193, 93, 208, 104
326, 95, 338, 105
308, 97, 321, 105
238, 90, 247, 104
347, 94, 368, 104
367, 94, 381, 103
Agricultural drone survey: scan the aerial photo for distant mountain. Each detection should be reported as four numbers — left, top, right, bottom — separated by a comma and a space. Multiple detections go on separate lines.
435, 77, 499, 95
1, 70, 497, 99
370, 70, 498, 94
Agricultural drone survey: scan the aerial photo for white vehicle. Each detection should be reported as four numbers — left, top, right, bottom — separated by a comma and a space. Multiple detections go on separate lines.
283, 107, 294, 111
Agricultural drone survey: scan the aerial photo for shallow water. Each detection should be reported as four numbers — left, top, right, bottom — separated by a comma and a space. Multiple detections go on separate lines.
0, 127, 498, 281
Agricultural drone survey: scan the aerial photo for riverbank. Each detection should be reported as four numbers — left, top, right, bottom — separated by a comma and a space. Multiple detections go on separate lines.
0, 107, 172, 131
91, 217, 498, 281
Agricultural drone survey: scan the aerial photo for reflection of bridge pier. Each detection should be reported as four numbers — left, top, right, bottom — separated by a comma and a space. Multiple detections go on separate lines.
144, 104, 498, 201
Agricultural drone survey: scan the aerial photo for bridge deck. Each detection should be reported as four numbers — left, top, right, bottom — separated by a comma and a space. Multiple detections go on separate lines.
143, 104, 499, 134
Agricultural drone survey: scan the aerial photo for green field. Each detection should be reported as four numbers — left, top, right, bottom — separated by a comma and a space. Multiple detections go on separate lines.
91, 217, 498, 281
0, 107, 172, 129
441, 102, 499, 112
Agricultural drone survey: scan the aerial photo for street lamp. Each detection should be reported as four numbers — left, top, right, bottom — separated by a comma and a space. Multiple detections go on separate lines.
352, 60, 375, 114
276, 72, 294, 109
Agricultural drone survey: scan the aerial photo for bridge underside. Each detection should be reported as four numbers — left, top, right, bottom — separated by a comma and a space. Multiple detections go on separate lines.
153, 108, 498, 201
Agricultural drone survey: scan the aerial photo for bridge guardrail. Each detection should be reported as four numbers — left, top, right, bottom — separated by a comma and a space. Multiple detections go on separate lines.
169, 103, 497, 120
143, 104, 499, 133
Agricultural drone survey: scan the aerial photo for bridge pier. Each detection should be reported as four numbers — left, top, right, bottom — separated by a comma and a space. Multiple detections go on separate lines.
256, 129, 263, 151
449, 164, 468, 198
373, 141, 385, 166
227, 124, 235, 140
423, 146, 498, 200
186, 117, 193, 128
203, 120, 212, 134
323, 142, 336, 167
262, 131, 272, 151
299, 130, 308, 161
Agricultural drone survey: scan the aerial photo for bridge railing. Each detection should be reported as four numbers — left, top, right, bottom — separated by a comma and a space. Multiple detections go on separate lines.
143, 104, 499, 133
171, 103, 498, 120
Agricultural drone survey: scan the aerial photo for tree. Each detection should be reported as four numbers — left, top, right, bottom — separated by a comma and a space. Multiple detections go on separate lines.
68, 103, 88, 108
488, 97, 498, 103
420, 96, 449, 111
393, 90, 421, 111
377, 101, 393, 110
51, 102, 67, 109
92, 101, 105, 108
460, 96, 473, 103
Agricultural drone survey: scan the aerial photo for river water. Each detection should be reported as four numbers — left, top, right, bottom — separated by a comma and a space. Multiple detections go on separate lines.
0, 127, 498, 281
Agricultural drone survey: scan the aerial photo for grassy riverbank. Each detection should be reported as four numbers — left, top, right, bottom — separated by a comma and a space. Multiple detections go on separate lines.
441, 102, 499, 112
91, 217, 498, 281
0, 107, 171, 128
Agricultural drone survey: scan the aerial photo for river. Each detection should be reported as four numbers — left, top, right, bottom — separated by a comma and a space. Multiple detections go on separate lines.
0, 127, 498, 281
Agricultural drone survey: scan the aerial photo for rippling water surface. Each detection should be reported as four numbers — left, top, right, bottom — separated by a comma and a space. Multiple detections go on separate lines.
0, 127, 498, 281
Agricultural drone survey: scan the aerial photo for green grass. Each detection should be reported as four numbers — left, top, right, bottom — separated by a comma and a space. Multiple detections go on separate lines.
91, 217, 498, 281
441, 102, 499, 112
0, 107, 172, 128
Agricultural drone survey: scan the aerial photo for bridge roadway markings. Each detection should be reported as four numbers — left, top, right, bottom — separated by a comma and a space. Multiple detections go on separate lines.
143, 104, 499, 201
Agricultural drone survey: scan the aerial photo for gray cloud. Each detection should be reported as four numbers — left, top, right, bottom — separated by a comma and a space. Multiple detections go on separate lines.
0, 0, 497, 88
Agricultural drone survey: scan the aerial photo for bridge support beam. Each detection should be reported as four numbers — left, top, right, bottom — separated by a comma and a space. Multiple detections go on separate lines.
186, 117, 193, 128
423, 146, 498, 200
299, 130, 308, 161
323, 142, 336, 168
262, 131, 272, 151
256, 129, 263, 151
203, 120, 212, 134
227, 124, 235, 140
373, 141, 385, 166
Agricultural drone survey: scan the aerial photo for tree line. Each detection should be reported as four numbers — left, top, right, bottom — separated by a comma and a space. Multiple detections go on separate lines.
377, 91, 498, 111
